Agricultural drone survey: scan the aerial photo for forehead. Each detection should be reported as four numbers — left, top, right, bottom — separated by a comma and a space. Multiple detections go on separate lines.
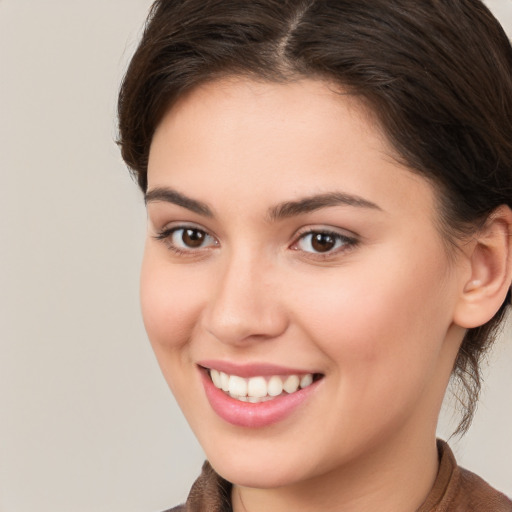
148, 77, 437, 223
154, 77, 385, 151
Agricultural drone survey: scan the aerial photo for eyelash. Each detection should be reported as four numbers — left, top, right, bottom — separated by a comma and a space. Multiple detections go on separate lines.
154, 225, 358, 259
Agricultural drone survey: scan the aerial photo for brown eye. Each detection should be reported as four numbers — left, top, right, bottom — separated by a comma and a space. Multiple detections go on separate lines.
311, 233, 336, 253
182, 228, 206, 247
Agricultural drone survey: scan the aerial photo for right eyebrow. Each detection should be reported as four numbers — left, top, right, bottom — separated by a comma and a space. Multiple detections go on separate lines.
144, 187, 213, 217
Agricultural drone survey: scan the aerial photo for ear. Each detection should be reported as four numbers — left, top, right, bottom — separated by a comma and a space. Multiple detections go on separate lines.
453, 205, 512, 329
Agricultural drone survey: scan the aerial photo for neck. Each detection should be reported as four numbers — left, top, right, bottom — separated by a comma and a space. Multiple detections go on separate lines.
232, 430, 440, 512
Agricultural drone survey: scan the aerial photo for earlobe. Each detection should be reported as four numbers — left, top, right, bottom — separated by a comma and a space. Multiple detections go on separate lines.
454, 205, 512, 329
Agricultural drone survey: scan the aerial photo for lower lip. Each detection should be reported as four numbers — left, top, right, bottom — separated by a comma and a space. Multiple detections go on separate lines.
200, 369, 321, 428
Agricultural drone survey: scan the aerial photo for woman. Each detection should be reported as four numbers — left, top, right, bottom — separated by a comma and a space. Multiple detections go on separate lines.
118, 1, 512, 510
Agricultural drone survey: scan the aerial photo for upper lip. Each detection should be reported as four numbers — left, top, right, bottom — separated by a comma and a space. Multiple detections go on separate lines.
198, 359, 319, 378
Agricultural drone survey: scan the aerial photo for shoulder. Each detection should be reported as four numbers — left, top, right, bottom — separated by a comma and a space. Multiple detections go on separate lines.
422, 441, 512, 512
453, 466, 512, 512
441, 441, 512, 511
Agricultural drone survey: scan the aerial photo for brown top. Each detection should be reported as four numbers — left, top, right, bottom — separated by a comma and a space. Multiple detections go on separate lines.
166, 441, 512, 512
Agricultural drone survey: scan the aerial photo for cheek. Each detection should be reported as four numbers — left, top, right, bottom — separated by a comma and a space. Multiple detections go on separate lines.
140, 250, 203, 352
139, 250, 211, 408
287, 259, 455, 444
292, 245, 454, 384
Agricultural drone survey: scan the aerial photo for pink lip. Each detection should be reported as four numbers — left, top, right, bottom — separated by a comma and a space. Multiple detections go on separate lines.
198, 359, 315, 378
199, 368, 322, 428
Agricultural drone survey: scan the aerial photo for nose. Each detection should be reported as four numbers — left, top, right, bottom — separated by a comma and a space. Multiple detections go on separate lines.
201, 251, 288, 346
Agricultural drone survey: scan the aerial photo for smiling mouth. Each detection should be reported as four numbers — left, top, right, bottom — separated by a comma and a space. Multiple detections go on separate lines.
207, 369, 324, 403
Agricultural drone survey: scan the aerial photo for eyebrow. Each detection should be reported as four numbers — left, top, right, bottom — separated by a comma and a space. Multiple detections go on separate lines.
145, 187, 381, 220
267, 192, 381, 221
145, 187, 213, 217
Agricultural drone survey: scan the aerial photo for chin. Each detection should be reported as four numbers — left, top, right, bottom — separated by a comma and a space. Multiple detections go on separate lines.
209, 454, 310, 489
195, 427, 336, 491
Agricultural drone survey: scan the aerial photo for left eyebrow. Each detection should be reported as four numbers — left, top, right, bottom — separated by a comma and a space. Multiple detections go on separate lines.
267, 192, 382, 221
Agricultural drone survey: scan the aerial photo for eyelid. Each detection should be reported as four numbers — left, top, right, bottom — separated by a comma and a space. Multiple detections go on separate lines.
292, 224, 358, 242
153, 220, 216, 238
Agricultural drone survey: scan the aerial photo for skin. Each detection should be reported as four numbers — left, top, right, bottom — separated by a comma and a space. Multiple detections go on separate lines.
142, 78, 475, 512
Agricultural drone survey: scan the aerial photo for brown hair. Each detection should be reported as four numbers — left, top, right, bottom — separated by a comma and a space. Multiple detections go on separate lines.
118, 0, 512, 434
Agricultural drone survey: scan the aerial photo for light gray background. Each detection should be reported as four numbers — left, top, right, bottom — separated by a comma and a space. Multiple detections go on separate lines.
0, 1, 511, 511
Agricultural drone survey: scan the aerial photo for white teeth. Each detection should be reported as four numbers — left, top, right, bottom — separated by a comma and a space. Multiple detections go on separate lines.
267, 375, 283, 397
220, 372, 230, 392
209, 370, 317, 401
248, 396, 274, 403
210, 369, 221, 388
247, 376, 267, 398
300, 373, 313, 389
283, 375, 300, 394
229, 375, 248, 397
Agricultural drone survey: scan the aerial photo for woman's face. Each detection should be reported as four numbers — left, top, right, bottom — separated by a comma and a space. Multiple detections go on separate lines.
142, 78, 468, 488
